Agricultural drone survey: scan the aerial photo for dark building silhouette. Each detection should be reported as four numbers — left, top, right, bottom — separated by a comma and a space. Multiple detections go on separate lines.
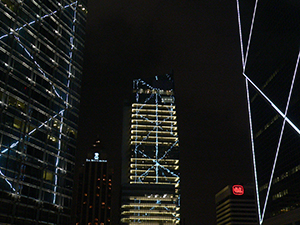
215, 184, 258, 225
0, 0, 87, 224
120, 74, 180, 224
76, 139, 113, 225
237, 1, 300, 224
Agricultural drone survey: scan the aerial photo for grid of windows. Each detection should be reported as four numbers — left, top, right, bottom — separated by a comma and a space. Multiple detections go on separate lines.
0, 0, 86, 224
121, 75, 180, 224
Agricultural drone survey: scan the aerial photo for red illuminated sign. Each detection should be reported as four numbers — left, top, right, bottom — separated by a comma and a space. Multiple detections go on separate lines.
232, 185, 244, 195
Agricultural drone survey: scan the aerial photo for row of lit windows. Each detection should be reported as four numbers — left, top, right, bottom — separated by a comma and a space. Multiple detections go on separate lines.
259, 164, 300, 192
131, 125, 178, 130
132, 114, 177, 120
255, 114, 279, 138
131, 141, 179, 146
130, 158, 179, 163
131, 136, 178, 141
132, 109, 176, 115
134, 89, 174, 96
131, 119, 177, 125
131, 130, 178, 135
272, 189, 288, 200
130, 165, 179, 171
132, 103, 175, 109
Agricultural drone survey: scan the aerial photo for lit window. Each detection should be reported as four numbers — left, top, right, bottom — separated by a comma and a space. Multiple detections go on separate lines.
43, 171, 54, 181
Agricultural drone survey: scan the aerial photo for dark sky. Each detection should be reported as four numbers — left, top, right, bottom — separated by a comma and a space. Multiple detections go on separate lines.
76, 1, 253, 224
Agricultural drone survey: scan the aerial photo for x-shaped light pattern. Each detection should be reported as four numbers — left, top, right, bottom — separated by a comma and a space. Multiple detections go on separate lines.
236, 0, 300, 223
0, 1, 78, 204
131, 79, 180, 222
132, 81, 180, 184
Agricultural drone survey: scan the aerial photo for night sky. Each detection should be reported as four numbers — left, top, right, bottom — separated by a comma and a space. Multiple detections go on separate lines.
76, 1, 253, 224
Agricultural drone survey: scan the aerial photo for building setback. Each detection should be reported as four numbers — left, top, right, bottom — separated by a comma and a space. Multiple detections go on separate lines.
215, 184, 258, 225
121, 74, 180, 224
237, 0, 300, 224
76, 139, 113, 225
0, 0, 87, 224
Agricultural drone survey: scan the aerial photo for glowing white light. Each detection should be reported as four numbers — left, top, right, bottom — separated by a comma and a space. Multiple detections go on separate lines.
0, 0, 82, 203
261, 48, 300, 221
243, 73, 300, 135
0, 2, 77, 41
245, 79, 262, 223
236, 0, 300, 223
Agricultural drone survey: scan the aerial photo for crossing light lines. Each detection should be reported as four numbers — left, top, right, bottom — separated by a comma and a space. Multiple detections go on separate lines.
131, 83, 180, 185
236, 0, 300, 223
0, 1, 79, 205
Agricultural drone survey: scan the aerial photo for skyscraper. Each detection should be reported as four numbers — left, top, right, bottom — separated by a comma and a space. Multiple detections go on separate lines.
236, 1, 300, 224
215, 184, 258, 225
76, 139, 113, 225
0, 0, 87, 224
121, 74, 180, 224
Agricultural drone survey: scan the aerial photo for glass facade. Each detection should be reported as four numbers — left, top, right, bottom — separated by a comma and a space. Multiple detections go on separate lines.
237, 0, 300, 224
121, 74, 180, 224
0, 0, 86, 224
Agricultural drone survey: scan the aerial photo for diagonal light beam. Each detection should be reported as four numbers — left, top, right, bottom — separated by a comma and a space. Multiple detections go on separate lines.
261, 48, 300, 222
236, 0, 259, 71
0, 2, 77, 40
243, 73, 300, 135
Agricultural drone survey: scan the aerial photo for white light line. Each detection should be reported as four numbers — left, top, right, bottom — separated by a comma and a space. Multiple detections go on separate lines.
1, 109, 65, 154
244, 0, 259, 68
261, 48, 300, 222
53, 1, 78, 204
236, 0, 246, 68
0, 170, 16, 192
243, 73, 300, 135
0, 3, 76, 40
236, 1, 262, 222
236, 0, 259, 71
0, 109, 65, 191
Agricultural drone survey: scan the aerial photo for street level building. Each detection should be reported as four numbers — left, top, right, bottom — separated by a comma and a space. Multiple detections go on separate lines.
120, 74, 180, 224
215, 184, 258, 225
0, 0, 87, 224
236, 1, 300, 224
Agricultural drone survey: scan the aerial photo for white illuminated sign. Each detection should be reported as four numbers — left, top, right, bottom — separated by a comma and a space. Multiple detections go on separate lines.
86, 152, 107, 162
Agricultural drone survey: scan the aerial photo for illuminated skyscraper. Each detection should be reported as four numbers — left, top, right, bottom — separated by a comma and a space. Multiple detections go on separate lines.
215, 184, 258, 225
0, 0, 87, 224
236, 1, 300, 224
121, 74, 180, 224
76, 139, 112, 225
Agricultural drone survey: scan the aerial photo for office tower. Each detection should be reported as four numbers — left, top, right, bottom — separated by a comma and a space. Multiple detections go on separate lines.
0, 0, 87, 224
215, 184, 258, 225
76, 139, 112, 225
236, 1, 300, 224
121, 74, 180, 224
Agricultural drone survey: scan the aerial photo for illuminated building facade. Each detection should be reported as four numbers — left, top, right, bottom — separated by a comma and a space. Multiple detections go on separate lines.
76, 139, 112, 225
0, 0, 87, 224
215, 184, 258, 225
121, 74, 180, 224
236, 1, 300, 224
